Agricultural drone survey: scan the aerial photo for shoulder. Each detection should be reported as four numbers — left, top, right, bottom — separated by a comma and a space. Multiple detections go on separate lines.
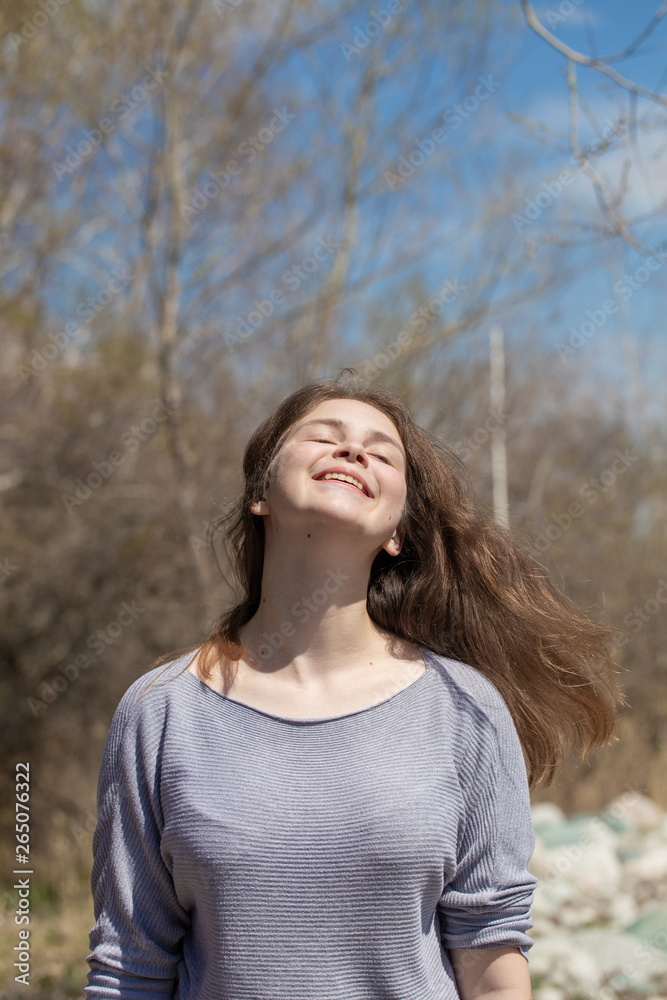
422, 647, 509, 717
420, 647, 530, 798
420, 646, 519, 752
108, 650, 199, 737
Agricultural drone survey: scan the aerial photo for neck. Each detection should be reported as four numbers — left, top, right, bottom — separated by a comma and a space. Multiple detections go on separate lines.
239, 532, 394, 681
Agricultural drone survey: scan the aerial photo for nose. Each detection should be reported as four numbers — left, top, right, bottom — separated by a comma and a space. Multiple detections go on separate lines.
332, 439, 369, 465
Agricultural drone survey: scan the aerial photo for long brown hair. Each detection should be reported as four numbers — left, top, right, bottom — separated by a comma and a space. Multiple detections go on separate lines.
146, 367, 623, 787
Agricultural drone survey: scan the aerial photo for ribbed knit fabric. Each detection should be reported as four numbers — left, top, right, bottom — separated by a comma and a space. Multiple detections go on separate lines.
85, 645, 537, 1000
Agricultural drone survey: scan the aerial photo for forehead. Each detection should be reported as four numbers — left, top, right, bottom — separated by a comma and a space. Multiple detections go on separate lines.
289, 398, 404, 452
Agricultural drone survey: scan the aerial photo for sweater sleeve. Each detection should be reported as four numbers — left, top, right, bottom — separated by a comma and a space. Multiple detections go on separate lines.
84, 682, 191, 998
437, 689, 537, 959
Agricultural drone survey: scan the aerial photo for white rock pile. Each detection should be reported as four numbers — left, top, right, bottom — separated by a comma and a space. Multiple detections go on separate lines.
529, 792, 667, 999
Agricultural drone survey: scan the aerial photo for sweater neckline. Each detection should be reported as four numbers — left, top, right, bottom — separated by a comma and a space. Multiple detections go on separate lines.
180, 645, 434, 725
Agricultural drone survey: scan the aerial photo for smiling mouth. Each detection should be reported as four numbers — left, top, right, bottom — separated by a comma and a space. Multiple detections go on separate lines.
314, 472, 371, 496
323, 480, 365, 495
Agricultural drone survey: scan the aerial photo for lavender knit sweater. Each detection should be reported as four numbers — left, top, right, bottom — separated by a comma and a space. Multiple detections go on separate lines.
85, 645, 537, 999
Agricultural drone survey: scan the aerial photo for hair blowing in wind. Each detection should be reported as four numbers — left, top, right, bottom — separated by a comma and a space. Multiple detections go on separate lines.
150, 368, 623, 787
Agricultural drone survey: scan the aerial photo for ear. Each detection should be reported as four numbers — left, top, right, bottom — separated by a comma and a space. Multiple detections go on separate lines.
250, 499, 270, 516
382, 526, 404, 558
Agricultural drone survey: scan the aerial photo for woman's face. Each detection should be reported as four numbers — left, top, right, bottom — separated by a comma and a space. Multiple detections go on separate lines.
256, 398, 408, 556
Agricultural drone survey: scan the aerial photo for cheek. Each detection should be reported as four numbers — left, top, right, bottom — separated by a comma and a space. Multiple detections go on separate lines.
266, 447, 306, 496
383, 471, 407, 508
397, 489, 408, 516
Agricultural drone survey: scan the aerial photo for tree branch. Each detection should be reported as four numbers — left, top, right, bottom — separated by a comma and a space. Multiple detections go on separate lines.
521, 0, 667, 107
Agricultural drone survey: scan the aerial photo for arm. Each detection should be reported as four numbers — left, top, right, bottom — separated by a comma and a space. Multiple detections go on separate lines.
85, 683, 190, 998
437, 678, 537, 964
449, 946, 532, 1000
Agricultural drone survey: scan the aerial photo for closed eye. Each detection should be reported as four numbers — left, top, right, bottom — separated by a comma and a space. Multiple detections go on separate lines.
314, 439, 391, 464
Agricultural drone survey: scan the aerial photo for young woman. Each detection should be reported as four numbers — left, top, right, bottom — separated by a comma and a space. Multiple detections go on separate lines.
85, 368, 620, 1000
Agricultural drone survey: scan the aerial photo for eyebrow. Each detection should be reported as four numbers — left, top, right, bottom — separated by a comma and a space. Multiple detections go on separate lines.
294, 417, 405, 455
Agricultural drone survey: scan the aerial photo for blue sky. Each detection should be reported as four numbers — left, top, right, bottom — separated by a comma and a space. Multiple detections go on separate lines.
27, 0, 667, 425
502, 2, 667, 415
372, 0, 667, 420
315, 1, 667, 407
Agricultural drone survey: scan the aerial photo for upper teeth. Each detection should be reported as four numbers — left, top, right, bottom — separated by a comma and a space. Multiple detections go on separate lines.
322, 472, 366, 494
